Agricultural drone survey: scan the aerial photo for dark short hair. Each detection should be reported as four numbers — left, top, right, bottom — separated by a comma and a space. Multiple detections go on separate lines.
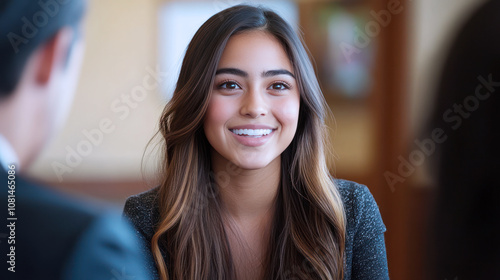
0, 0, 86, 95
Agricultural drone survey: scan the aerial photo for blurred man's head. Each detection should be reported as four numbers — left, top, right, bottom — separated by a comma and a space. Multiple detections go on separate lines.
0, 0, 87, 170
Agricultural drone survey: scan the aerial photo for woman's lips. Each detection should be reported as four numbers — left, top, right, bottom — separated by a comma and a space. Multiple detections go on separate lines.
229, 128, 276, 147
230, 128, 273, 137
229, 124, 275, 130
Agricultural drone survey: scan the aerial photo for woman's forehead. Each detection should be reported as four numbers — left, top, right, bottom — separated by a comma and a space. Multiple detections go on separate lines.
217, 30, 294, 75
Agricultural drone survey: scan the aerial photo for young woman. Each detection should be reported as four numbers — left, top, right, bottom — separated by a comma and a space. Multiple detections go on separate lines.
124, 5, 388, 280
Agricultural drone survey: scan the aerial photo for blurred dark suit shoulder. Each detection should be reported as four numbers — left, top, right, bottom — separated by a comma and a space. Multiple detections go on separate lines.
0, 167, 151, 280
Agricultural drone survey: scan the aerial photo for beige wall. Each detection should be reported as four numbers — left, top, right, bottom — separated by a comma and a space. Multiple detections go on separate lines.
409, 0, 488, 134
29, 0, 164, 182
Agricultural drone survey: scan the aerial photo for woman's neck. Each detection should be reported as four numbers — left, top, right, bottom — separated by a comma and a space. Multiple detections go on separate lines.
211, 151, 280, 223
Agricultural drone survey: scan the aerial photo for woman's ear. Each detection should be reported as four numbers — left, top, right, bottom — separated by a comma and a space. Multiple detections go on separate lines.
35, 27, 74, 85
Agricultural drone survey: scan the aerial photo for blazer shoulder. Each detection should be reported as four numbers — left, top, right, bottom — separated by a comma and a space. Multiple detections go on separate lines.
62, 211, 153, 280
334, 179, 371, 204
334, 178, 386, 236
123, 187, 160, 240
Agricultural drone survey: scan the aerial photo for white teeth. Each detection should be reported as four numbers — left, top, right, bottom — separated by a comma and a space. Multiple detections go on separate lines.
230, 129, 273, 137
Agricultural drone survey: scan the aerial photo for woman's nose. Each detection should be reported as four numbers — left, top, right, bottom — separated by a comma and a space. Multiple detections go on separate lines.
239, 88, 268, 118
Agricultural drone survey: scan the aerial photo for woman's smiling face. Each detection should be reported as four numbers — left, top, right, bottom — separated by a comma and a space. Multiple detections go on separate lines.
204, 30, 300, 170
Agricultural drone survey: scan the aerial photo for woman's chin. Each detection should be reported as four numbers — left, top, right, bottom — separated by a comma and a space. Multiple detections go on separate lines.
230, 155, 280, 171
232, 161, 270, 171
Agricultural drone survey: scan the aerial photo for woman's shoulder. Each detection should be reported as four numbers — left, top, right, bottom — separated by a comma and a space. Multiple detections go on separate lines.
334, 178, 386, 236
123, 187, 160, 239
333, 179, 389, 279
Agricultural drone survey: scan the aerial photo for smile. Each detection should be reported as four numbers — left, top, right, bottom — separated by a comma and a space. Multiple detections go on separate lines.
229, 129, 273, 138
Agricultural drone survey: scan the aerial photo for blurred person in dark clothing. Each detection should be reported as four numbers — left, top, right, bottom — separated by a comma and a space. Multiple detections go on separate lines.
429, 0, 500, 279
0, 1, 151, 279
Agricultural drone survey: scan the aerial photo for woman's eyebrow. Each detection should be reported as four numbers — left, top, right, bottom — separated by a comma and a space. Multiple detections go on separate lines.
215, 68, 248, 77
215, 68, 295, 79
262, 69, 295, 79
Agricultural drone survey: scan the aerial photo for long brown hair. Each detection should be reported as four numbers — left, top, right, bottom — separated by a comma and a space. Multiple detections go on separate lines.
152, 5, 346, 279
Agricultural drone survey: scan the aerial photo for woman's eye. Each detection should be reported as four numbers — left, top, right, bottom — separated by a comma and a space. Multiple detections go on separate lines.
269, 82, 289, 90
219, 81, 241, 90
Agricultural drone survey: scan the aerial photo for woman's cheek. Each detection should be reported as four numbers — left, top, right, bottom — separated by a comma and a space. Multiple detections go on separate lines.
276, 97, 300, 127
205, 96, 234, 127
